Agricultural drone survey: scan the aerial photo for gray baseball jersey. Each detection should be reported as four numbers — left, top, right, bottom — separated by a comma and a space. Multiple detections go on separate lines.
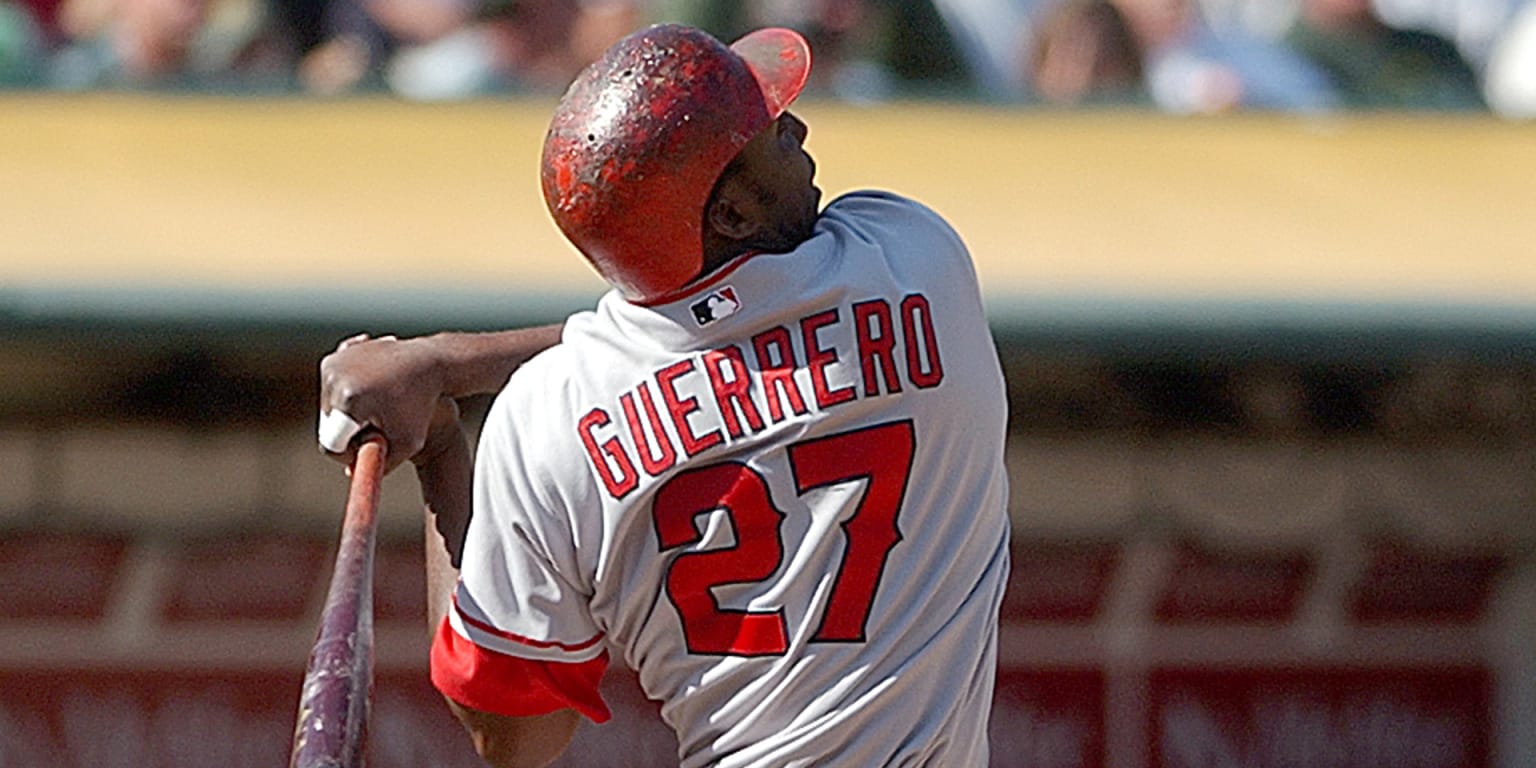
434, 190, 1011, 767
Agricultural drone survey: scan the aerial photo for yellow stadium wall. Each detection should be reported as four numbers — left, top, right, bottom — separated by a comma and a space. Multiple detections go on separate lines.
3, 95, 1533, 309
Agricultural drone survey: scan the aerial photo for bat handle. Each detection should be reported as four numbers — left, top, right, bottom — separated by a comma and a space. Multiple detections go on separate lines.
290, 436, 388, 768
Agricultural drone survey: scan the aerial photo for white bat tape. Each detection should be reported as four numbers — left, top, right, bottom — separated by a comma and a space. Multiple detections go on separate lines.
318, 410, 366, 454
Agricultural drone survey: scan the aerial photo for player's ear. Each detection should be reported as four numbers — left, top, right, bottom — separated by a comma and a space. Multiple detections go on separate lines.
705, 185, 761, 242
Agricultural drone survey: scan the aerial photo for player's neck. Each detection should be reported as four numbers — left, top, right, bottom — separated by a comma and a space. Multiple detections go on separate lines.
698, 242, 744, 278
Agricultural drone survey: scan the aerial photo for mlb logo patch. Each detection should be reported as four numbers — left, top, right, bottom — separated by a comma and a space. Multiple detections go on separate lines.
691, 286, 742, 326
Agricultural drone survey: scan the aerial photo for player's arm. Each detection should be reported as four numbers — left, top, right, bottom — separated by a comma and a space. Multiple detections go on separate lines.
440, 693, 581, 768
318, 324, 563, 469
413, 397, 583, 768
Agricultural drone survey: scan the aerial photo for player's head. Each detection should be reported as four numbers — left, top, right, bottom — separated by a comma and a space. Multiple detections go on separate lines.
700, 111, 821, 276
540, 24, 814, 302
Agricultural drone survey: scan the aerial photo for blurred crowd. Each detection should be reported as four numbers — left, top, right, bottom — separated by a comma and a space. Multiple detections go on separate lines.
0, 0, 1531, 116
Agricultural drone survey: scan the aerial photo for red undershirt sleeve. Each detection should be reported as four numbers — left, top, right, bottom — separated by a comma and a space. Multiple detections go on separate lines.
430, 617, 613, 724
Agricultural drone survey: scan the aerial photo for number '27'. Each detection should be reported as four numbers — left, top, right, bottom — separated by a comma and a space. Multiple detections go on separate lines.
652, 420, 915, 656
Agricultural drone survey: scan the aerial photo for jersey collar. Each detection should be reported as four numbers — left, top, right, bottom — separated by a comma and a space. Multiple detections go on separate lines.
628, 251, 760, 309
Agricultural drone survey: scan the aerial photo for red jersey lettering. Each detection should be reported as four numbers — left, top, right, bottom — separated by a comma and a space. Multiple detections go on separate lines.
853, 298, 903, 397
800, 308, 856, 409
704, 345, 765, 439
620, 385, 678, 476
656, 359, 723, 457
901, 293, 944, 388
577, 407, 638, 499
751, 325, 810, 423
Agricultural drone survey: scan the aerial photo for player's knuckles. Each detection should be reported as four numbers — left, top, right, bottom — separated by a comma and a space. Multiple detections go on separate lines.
336, 333, 371, 351
325, 379, 375, 417
318, 360, 358, 406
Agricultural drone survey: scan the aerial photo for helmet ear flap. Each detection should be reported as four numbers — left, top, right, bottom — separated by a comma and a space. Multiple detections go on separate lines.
539, 25, 810, 303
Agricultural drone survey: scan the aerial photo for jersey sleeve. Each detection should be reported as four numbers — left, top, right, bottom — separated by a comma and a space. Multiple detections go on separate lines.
430, 357, 612, 722
431, 615, 611, 722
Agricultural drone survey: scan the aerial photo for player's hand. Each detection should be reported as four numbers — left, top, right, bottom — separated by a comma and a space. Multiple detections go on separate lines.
318, 333, 448, 473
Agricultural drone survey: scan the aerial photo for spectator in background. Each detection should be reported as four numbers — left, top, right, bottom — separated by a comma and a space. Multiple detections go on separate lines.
275, 0, 390, 94
927, 0, 1033, 99
1371, 0, 1523, 69
10, 0, 62, 42
479, 0, 640, 93
35, 0, 637, 96
1483, 0, 1536, 117
1110, 0, 1338, 113
0, 1, 46, 83
658, 0, 976, 101
53, 0, 204, 83
880, 0, 975, 95
290, 0, 638, 99
379, 0, 639, 99
48, 0, 271, 87
16, 0, 1513, 112
1027, 0, 1145, 105
1284, 0, 1486, 109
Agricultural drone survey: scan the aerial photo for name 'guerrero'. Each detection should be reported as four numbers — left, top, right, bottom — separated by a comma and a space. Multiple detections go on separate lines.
577, 293, 944, 500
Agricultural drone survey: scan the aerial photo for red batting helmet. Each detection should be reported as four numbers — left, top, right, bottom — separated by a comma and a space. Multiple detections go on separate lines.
540, 25, 812, 303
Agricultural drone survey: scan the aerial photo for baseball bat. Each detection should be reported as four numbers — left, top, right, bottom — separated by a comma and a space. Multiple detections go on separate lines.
290, 435, 388, 768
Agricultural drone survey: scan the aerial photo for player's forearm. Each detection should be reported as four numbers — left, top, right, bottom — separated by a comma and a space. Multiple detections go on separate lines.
414, 400, 473, 636
423, 505, 462, 639
414, 403, 580, 768
428, 324, 564, 398
446, 699, 580, 768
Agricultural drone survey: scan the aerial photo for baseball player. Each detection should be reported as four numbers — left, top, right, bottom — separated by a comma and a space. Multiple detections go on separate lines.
318, 23, 1010, 767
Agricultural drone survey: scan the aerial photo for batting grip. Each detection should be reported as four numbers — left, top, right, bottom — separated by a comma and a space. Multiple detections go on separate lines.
290, 436, 388, 768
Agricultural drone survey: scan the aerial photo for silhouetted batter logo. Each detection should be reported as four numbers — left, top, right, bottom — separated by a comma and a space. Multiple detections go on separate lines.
691, 287, 742, 326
